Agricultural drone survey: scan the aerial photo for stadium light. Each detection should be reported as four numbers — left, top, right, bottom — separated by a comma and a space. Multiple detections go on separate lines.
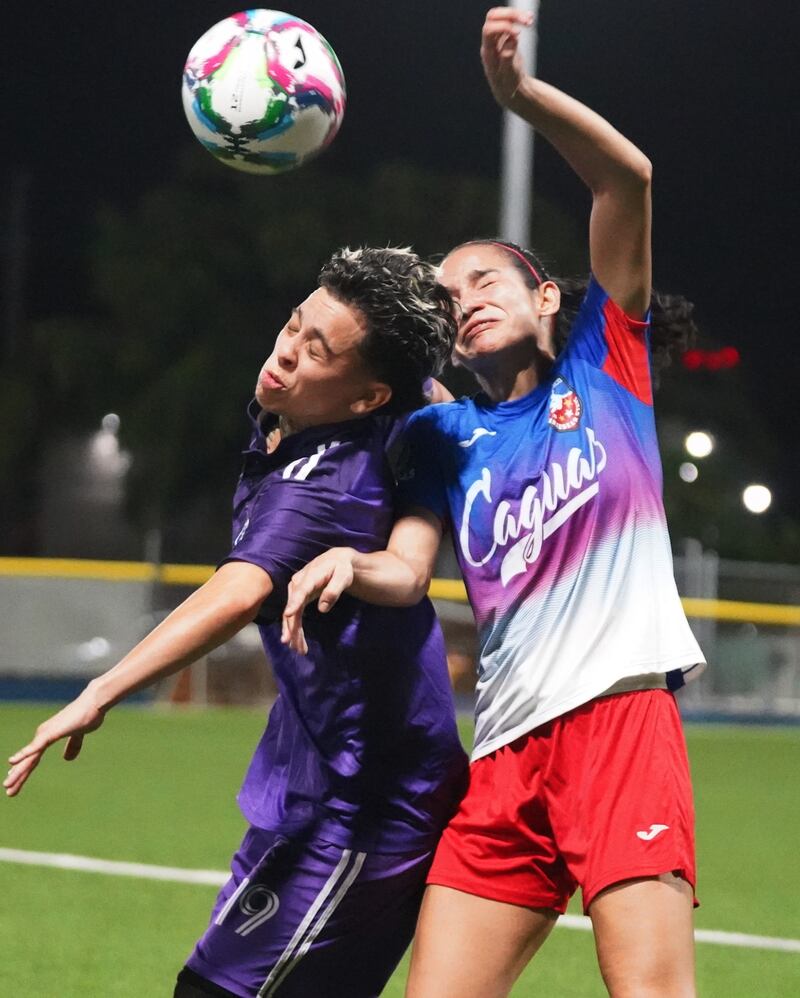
684, 431, 714, 459
742, 484, 772, 514
679, 462, 699, 483
90, 420, 131, 476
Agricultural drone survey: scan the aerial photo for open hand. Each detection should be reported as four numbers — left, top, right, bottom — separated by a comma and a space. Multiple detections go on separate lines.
4, 688, 106, 798
481, 7, 535, 107
281, 548, 357, 655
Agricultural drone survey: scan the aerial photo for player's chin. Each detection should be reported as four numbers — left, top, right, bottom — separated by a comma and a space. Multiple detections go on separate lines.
454, 343, 489, 369
255, 386, 283, 410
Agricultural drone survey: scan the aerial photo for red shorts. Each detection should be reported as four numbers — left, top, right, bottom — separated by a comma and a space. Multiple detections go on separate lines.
427, 689, 696, 913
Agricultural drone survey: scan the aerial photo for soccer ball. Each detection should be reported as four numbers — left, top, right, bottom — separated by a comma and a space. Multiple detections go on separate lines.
182, 9, 346, 175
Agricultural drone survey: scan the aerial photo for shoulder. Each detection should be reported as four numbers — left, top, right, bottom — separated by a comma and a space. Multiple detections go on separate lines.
568, 275, 611, 330
405, 398, 475, 435
569, 274, 650, 335
560, 274, 653, 405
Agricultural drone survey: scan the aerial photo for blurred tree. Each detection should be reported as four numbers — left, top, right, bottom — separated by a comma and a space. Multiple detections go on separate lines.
1, 151, 585, 561
4, 148, 797, 563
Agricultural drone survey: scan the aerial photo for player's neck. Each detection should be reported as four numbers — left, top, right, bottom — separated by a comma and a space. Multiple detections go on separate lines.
476, 352, 554, 403
278, 415, 297, 440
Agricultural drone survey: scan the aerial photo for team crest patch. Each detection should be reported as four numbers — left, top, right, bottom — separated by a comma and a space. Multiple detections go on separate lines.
548, 378, 582, 431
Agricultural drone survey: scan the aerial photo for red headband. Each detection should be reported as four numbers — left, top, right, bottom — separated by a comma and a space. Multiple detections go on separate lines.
490, 242, 543, 286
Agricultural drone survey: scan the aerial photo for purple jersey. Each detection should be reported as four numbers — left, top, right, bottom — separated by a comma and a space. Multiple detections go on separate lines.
222, 403, 467, 853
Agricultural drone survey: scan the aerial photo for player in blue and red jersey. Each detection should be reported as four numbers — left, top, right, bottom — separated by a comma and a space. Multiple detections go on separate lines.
283, 9, 705, 997
4, 247, 467, 998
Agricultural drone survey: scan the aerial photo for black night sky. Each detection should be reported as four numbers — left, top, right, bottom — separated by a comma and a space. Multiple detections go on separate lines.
5, 1, 800, 507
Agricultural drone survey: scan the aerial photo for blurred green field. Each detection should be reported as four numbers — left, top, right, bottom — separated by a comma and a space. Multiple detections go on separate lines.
1, 704, 799, 997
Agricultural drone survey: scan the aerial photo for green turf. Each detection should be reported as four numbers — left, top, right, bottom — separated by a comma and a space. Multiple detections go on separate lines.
2, 704, 799, 996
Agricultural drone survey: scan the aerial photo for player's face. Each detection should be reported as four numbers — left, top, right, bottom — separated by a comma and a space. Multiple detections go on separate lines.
255, 287, 388, 431
439, 244, 554, 373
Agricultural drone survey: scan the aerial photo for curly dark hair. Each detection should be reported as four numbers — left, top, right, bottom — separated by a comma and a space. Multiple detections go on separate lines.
319, 247, 457, 414
453, 239, 697, 378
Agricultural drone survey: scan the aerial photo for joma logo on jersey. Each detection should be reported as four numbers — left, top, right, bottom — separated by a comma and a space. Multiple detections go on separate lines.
548, 378, 582, 431
459, 427, 607, 585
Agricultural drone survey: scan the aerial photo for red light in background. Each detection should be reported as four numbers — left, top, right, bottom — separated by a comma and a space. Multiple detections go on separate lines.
682, 349, 704, 370
718, 346, 740, 368
681, 347, 741, 371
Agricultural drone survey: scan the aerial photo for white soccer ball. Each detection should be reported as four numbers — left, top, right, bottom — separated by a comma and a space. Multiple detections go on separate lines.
182, 9, 346, 175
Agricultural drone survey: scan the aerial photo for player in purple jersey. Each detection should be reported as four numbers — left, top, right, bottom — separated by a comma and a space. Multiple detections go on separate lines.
5, 247, 468, 998
283, 9, 704, 998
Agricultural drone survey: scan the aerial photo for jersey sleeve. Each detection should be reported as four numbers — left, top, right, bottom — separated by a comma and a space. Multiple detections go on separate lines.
221, 425, 395, 619
395, 408, 450, 522
564, 276, 653, 406
221, 476, 337, 598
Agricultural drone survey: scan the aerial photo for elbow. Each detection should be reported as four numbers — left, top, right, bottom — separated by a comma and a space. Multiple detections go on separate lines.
379, 558, 431, 608
407, 563, 434, 607
609, 150, 652, 193
594, 152, 652, 201
631, 152, 653, 189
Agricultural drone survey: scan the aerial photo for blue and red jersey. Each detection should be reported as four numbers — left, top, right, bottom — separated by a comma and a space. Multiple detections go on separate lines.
400, 277, 705, 759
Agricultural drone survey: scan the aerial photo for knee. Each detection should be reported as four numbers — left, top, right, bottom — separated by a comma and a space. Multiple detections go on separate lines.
599, 959, 696, 998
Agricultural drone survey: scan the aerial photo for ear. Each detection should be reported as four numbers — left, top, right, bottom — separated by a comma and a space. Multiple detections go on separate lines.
350, 381, 392, 416
536, 280, 561, 316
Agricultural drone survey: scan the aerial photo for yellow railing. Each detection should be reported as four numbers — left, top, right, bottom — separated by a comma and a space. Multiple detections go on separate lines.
2, 557, 800, 627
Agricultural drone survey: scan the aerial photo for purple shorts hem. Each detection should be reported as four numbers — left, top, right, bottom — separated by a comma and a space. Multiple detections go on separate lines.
183, 826, 433, 997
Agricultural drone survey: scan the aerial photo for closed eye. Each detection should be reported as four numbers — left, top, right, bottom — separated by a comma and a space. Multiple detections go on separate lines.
287, 307, 302, 333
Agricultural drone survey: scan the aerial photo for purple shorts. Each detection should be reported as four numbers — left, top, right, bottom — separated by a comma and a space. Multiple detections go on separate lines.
184, 826, 433, 997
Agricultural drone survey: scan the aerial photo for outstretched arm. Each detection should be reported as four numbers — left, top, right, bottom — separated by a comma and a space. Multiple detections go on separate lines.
282, 508, 443, 654
483, 7, 652, 315
4, 561, 272, 797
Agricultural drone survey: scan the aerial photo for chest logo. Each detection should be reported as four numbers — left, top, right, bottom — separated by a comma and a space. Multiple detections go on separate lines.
548, 378, 582, 431
459, 427, 497, 448
282, 440, 341, 481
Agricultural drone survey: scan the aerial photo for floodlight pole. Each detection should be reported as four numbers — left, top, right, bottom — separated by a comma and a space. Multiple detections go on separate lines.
498, 0, 540, 247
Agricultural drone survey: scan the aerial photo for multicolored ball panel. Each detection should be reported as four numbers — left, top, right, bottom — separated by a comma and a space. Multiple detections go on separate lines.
182, 9, 346, 175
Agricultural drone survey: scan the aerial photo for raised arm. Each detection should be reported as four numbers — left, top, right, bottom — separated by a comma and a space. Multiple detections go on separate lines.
281, 508, 443, 654
4, 561, 272, 797
483, 7, 652, 316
